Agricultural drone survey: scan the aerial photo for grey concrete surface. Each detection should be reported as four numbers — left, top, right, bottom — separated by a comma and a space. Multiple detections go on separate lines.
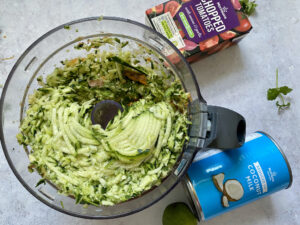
0, 0, 299, 225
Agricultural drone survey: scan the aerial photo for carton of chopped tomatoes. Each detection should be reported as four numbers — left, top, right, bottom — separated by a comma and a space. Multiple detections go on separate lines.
145, 0, 252, 63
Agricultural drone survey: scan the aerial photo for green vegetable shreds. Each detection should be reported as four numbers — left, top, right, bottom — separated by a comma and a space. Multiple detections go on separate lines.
17, 37, 190, 206
267, 69, 293, 111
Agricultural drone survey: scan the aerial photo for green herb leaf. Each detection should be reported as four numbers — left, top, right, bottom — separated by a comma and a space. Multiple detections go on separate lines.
267, 88, 280, 100
267, 69, 292, 111
64, 25, 70, 30
239, 0, 257, 16
279, 86, 293, 95
35, 178, 46, 187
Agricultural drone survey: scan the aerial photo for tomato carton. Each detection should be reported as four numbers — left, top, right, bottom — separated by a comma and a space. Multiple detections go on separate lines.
145, 0, 252, 63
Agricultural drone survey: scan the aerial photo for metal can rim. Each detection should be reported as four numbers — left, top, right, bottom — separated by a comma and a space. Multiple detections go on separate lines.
182, 175, 205, 221
257, 131, 293, 189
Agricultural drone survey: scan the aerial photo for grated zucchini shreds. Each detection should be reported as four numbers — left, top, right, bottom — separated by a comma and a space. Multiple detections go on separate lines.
17, 37, 190, 206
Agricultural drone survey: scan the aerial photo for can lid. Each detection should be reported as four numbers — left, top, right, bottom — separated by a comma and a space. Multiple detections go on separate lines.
182, 175, 205, 221
257, 131, 293, 189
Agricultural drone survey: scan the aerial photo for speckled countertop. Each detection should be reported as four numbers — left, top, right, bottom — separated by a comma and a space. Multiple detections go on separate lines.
0, 0, 300, 225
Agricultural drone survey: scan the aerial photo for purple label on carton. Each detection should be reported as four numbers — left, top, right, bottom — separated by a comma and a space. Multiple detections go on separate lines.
176, 0, 240, 43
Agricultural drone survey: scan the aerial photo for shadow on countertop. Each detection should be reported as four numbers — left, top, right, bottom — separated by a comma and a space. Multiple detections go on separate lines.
190, 44, 245, 88
203, 196, 274, 225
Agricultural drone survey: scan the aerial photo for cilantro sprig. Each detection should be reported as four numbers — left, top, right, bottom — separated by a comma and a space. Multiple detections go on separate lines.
267, 69, 293, 111
239, 0, 257, 16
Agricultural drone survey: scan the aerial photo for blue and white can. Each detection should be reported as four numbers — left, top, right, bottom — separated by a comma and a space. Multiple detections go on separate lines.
183, 131, 293, 221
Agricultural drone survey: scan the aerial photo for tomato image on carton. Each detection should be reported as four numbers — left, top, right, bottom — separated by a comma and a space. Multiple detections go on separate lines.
145, 0, 252, 63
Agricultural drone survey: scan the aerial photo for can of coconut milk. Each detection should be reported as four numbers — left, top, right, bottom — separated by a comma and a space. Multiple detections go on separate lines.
183, 131, 293, 220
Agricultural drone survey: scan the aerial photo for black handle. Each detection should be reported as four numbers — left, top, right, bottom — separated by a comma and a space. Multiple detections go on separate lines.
204, 106, 246, 149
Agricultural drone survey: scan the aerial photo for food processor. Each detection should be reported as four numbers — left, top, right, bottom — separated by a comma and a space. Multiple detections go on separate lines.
0, 17, 246, 219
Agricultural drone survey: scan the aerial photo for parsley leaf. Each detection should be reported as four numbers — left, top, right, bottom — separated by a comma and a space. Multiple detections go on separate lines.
267, 69, 293, 111
239, 0, 257, 16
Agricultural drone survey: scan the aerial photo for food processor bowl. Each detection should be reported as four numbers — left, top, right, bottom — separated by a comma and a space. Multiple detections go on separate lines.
0, 17, 245, 219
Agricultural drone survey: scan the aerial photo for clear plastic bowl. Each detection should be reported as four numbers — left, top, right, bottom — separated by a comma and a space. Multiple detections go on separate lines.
0, 17, 205, 219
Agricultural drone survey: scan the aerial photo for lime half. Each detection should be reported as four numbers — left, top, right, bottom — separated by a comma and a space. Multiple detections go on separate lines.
163, 202, 197, 225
